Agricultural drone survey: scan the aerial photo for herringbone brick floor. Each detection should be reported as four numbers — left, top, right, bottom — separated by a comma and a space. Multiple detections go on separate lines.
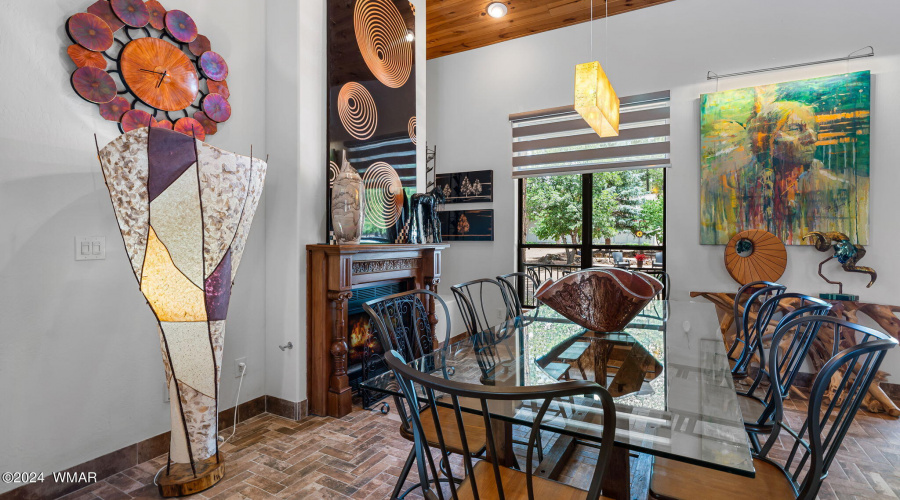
58, 390, 900, 500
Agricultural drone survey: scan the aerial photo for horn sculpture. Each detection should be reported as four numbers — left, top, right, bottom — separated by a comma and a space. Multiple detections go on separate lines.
805, 231, 876, 301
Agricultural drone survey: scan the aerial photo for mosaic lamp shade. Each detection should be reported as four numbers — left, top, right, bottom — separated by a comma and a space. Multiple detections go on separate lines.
574, 61, 620, 138
98, 127, 266, 492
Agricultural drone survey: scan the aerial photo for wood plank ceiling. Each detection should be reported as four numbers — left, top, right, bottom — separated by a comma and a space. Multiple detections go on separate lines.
425, 0, 674, 59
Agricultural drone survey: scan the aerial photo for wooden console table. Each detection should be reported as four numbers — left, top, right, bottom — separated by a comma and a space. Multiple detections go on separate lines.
307, 244, 449, 417
692, 291, 900, 416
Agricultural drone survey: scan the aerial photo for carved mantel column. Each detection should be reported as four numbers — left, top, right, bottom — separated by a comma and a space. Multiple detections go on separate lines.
327, 290, 353, 417
425, 278, 441, 333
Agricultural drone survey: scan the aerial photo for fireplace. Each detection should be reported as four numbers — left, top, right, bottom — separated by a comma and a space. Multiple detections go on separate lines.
346, 282, 405, 409
307, 244, 448, 417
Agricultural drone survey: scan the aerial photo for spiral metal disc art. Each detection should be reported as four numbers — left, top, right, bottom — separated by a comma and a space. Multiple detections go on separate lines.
67, 12, 114, 52
72, 66, 117, 103
154, 119, 174, 130
363, 162, 404, 229
193, 111, 218, 136
208, 80, 229, 100
199, 51, 229, 81
121, 109, 158, 131
189, 34, 212, 57
165, 10, 198, 43
338, 82, 378, 140
111, 0, 150, 28
724, 229, 788, 286
408, 116, 416, 144
354, 0, 413, 89
87, 0, 125, 32
202, 94, 231, 123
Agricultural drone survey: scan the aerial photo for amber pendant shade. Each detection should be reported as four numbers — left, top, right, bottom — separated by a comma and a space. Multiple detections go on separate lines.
574, 61, 620, 138
535, 268, 661, 333
98, 128, 267, 495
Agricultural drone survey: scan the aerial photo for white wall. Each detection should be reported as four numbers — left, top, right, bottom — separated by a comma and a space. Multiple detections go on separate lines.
427, 0, 900, 364
0, 0, 267, 493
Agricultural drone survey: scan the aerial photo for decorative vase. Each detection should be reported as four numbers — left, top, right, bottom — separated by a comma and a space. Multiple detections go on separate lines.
331, 151, 365, 244
535, 268, 662, 332
98, 127, 267, 496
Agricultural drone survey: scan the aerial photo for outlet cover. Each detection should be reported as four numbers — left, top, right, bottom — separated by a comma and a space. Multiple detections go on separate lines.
235, 357, 247, 378
75, 236, 106, 261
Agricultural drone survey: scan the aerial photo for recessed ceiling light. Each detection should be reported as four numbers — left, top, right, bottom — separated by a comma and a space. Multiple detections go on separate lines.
486, 2, 508, 18
405, 29, 415, 42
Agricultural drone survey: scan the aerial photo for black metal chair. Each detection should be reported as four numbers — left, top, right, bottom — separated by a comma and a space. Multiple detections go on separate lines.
452, 278, 515, 338
612, 251, 630, 268
729, 282, 787, 381
363, 289, 486, 499
736, 294, 832, 451
650, 317, 898, 500
385, 349, 618, 500
496, 272, 542, 315
652, 251, 663, 268
640, 269, 670, 300
526, 264, 553, 287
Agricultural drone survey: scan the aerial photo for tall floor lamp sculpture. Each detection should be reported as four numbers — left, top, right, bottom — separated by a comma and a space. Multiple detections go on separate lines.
97, 127, 267, 496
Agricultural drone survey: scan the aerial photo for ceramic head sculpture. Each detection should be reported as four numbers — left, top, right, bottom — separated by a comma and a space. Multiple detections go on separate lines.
98, 127, 266, 496
331, 150, 364, 244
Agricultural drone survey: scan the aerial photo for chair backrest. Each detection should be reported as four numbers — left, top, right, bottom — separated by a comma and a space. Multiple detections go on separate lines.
758, 317, 897, 500
741, 296, 833, 427
526, 264, 553, 286
452, 278, 514, 338
497, 272, 541, 315
655, 251, 663, 265
731, 281, 787, 371
362, 289, 452, 364
612, 251, 624, 263
385, 349, 617, 500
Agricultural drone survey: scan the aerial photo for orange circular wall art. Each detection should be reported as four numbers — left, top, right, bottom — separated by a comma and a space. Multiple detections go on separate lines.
362, 162, 404, 229
724, 229, 788, 286
64, 1, 231, 138
354, 0, 413, 89
338, 82, 378, 140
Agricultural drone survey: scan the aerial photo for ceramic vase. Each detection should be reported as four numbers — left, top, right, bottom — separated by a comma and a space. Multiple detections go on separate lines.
535, 268, 662, 332
332, 151, 365, 244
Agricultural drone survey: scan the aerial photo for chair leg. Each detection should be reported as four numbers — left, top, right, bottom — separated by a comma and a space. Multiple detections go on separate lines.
392, 447, 416, 500
748, 431, 762, 454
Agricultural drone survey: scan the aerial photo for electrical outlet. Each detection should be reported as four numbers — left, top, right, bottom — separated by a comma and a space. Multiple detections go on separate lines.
235, 357, 247, 378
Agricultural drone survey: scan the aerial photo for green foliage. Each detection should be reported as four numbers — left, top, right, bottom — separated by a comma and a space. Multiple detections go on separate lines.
525, 169, 665, 247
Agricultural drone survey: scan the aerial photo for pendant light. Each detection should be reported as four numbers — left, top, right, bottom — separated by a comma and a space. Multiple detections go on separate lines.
574, 0, 619, 137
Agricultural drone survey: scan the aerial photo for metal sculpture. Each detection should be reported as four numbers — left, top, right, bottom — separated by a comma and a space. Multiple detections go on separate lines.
805, 231, 877, 300
408, 187, 445, 244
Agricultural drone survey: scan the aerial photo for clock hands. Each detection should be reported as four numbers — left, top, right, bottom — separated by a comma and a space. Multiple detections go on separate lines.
139, 68, 168, 88
139, 68, 165, 76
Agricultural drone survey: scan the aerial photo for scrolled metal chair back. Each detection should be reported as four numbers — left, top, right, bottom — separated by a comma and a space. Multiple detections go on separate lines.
740, 296, 832, 429
384, 349, 617, 500
731, 282, 787, 374
758, 316, 897, 500
363, 289, 452, 364
497, 272, 541, 315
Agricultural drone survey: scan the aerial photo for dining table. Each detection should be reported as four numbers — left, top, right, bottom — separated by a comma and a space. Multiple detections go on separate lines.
360, 300, 755, 499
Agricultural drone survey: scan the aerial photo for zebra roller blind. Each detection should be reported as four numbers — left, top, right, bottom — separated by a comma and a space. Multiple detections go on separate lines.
509, 90, 671, 178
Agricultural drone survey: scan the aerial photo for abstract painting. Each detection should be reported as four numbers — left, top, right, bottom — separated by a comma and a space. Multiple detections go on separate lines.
437, 170, 493, 203
438, 209, 494, 241
327, 0, 417, 243
700, 71, 870, 245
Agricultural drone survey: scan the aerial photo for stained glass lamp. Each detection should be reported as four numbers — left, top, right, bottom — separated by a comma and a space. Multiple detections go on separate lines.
574, 61, 620, 137
98, 127, 267, 496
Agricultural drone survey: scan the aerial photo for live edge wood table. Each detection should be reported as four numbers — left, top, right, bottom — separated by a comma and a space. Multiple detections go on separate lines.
307, 244, 448, 418
692, 291, 900, 417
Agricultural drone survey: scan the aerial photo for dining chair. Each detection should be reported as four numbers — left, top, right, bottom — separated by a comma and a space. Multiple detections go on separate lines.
612, 251, 630, 268
364, 289, 487, 499
640, 269, 670, 300
649, 316, 898, 500
729, 281, 787, 381
526, 264, 553, 287
497, 272, 541, 315
452, 278, 516, 338
385, 349, 618, 500
735, 294, 832, 451
652, 251, 663, 268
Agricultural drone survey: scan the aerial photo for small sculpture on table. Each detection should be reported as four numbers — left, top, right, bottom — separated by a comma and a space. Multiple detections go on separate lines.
408, 187, 446, 244
805, 231, 877, 301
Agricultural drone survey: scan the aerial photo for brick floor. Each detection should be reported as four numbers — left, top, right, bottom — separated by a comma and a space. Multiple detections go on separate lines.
58, 390, 900, 500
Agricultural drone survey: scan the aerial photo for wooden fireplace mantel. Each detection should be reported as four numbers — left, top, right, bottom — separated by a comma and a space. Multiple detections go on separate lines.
306, 243, 449, 417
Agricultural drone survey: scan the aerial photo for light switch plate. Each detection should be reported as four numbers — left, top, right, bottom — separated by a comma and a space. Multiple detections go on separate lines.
75, 236, 106, 261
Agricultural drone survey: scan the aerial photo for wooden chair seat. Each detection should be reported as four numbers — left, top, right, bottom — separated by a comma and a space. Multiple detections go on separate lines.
399, 405, 487, 455
456, 460, 613, 500
649, 456, 796, 500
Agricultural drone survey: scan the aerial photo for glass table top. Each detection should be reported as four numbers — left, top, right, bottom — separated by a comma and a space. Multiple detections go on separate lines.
360, 300, 755, 477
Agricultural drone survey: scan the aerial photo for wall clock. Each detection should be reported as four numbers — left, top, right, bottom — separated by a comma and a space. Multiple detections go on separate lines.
65, 0, 231, 139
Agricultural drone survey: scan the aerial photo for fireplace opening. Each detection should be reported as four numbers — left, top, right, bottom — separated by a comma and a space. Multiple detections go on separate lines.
348, 281, 407, 409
